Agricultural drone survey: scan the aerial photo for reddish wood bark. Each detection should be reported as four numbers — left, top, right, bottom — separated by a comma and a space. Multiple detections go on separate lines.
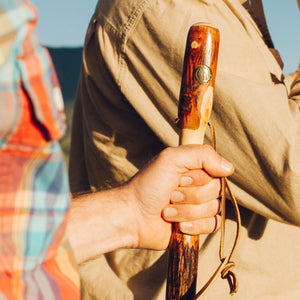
166, 23, 220, 300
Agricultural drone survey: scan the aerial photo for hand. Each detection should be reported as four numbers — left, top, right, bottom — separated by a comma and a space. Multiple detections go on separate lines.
124, 144, 234, 250
68, 144, 234, 262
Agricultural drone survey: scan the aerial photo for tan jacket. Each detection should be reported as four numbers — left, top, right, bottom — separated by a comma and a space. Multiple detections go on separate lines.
69, 0, 300, 299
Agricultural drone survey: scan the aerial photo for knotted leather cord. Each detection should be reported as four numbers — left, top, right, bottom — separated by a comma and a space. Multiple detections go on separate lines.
192, 122, 241, 299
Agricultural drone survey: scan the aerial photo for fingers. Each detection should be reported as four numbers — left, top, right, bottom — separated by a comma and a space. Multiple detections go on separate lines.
160, 144, 234, 177
171, 178, 221, 204
200, 145, 234, 177
178, 169, 213, 187
163, 201, 221, 235
163, 199, 220, 221
162, 199, 221, 235
179, 215, 221, 235
160, 145, 229, 236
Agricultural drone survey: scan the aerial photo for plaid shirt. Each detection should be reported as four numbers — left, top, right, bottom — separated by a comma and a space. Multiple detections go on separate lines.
0, 1, 80, 299
0, 0, 65, 147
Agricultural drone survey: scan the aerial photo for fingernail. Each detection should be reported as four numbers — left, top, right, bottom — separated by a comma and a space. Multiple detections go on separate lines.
171, 191, 185, 202
163, 207, 178, 218
179, 176, 193, 187
221, 158, 233, 172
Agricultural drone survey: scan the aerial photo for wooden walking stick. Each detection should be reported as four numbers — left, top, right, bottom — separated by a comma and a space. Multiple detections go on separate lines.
166, 23, 220, 300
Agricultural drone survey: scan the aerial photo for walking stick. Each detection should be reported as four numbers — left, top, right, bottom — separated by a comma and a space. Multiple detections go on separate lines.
166, 23, 220, 300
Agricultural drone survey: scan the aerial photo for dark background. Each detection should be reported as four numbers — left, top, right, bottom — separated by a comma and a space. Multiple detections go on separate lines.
48, 47, 83, 163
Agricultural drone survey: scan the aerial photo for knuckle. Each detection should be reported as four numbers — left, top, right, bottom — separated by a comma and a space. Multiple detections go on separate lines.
180, 206, 195, 220
212, 179, 221, 196
195, 188, 204, 203
158, 147, 173, 160
208, 199, 219, 215
203, 218, 214, 232
199, 217, 218, 234
213, 178, 221, 188
180, 214, 220, 235
202, 144, 214, 153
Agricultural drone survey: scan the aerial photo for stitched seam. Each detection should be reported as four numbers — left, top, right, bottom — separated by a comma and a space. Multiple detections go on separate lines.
118, 0, 152, 87
96, 0, 151, 86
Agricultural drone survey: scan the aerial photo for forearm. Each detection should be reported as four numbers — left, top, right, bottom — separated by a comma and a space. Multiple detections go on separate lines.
67, 186, 136, 264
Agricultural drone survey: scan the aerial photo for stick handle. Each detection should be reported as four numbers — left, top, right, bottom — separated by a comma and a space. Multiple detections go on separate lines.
166, 23, 220, 300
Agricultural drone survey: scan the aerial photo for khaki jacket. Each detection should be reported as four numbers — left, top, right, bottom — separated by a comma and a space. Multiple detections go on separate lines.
69, 0, 300, 299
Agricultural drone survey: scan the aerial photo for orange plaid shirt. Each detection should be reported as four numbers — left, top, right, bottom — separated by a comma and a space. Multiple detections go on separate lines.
0, 1, 80, 299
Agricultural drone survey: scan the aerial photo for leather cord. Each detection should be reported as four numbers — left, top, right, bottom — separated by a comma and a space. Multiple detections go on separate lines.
192, 122, 241, 299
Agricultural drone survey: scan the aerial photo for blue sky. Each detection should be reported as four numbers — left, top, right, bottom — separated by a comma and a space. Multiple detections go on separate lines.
31, 0, 299, 74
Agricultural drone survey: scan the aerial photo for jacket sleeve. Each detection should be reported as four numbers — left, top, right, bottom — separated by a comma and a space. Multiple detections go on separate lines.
70, 2, 300, 226
69, 17, 166, 194
210, 65, 300, 226
119, 2, 300, 226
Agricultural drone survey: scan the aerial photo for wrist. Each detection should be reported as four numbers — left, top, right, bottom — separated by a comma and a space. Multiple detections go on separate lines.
119, 181, 151, 249
68, 185, 139, 263
110, 184, 140, 250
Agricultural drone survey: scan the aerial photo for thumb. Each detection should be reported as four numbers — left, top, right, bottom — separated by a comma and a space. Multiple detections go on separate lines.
174, 144, 234, 177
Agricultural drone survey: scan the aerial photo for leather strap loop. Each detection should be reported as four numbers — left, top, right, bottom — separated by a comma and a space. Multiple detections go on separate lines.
192, 122, 241, 299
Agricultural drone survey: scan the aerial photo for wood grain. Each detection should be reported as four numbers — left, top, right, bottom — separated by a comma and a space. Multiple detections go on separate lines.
166, 23, 220, 300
